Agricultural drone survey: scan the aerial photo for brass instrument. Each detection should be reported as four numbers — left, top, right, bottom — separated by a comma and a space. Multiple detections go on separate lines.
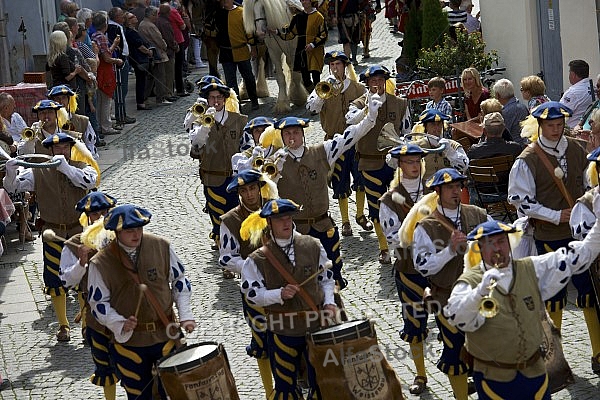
259, 147, 288, 178
190, 102, 207, 117
315, 77, 343, 99
197, 113, 215, 127
21, 121, 44, 142
376, 126, 447, 154
479, 276, 499, 318
252, 156, 265, 169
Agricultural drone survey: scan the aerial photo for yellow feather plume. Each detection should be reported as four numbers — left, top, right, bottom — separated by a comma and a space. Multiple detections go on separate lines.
411, 122, 425, 134
390, 168, 402, 188
385, 78, 396, 96
520, 115, 539, 142
71, 140, 101, 187
225, 89, 240, 113
347, 64, 358, 83
587, 162, 599, 187
463, 229, 523, 270
259, 126, 284, 149
79, 212, 89, 228
57, 108, 69, 129
398, 191, 439, 247
69, 93, 78, 114
240, 211, 268, 247
81, 216, 115, 250
260, 174, 279, 200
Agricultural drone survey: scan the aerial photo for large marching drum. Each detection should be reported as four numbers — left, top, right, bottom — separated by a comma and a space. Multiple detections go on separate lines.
308, 319, 405, 400
157, 342, 240, 400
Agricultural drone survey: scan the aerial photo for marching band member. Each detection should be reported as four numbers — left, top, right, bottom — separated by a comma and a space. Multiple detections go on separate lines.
508, 102, 599, 367
412, 108, 469, 180
189, 81, 248, 250
406, 168, 490, 400
87, 204, 196, 400
240, 198, 337, 400
18, 100, 66, 156
307, 50, 368, 237
59, 191, 119, 400
346, 65, 411, 264
47, 84, 99, 157
230, 116, 276, 173
569, 147, 600, 374
4, 132, 98, 342
446, 210, 600, 399
219, 169, 276, 397
274, 91, 383, 289
378, 143, 431, 395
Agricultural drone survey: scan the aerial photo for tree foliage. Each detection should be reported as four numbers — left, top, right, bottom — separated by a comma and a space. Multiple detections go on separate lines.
401, 1, 422, 67
416, 29, 499, 77
420, 0, 448, 50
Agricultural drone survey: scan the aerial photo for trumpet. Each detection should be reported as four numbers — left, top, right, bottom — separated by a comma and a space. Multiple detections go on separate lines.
190, 102, 207, 117
21, 121, 43, 141
315, 77, 343, 99
196, 113, 215, 127
479, 277, 499, 318
259, 147, 288, 178
252, 156, 265, 169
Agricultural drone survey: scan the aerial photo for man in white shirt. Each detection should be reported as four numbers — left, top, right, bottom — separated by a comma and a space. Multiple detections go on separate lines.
560, 59, 594, 129
0, 93, 27, 144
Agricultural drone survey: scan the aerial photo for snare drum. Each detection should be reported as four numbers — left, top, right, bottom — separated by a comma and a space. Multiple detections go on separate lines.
157, 342, 240, 400
310, 319, 374, 345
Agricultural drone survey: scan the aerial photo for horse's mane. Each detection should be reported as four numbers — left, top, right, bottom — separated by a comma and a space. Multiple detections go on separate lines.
262, 0, 293, 29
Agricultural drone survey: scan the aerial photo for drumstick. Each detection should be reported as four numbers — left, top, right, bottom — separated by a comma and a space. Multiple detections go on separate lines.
134, 284, 147, 319
298, 265, 331, 288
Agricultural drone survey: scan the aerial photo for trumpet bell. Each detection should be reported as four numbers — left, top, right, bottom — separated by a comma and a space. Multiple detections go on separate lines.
315, 77, 343, 99
479, 296, 499, 318
191, 102, 207, 118
252, 157, 265, 169
261, 162, 278, 178
197, 114, 215, 127
21, 127, 36, 141
376, 122, 405, 152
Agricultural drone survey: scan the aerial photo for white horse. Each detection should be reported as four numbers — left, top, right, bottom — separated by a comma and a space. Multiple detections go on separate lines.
243, 0, 308, 113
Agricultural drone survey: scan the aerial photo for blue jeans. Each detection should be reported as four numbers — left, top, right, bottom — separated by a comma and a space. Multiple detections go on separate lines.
222, 59, 257, 102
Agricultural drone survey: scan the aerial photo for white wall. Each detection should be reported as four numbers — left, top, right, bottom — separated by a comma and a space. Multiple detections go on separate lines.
479, 0, 539, 101
559, 1, 600, 92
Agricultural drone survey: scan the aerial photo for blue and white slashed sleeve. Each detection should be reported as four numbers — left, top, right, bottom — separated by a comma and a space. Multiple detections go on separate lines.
219, 221, 245, 274
169, 245, 193, 322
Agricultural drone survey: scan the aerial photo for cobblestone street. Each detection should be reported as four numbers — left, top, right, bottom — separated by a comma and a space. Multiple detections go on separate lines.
0, 10, 599, 400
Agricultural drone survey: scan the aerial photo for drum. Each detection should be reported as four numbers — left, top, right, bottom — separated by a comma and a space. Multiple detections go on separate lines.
157, 342, 240, 400
308, 320, 405, 399
310, 319, 374, 345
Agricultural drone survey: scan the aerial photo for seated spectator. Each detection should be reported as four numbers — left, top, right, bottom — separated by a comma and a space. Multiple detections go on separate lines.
561, 59, 594, 129
0, 93, 27, 144
493, 78, 529, 145
480, 98, 502, 116
520, 75, 550, 111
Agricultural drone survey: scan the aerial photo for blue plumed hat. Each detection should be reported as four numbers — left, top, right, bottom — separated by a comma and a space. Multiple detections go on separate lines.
75, 192, 117, 213
467, 220, 517, 241
244, 116, 275, 133
41, 132, 76, 148
419, 108, 450, 123
274, 117, 310, 130
324, 51, 350, 65
104, 204, 152, 231
426, 168, 466, 188
531, 101, 572, 120
259, 199, 302, 218
32, 99, 62, 113
359, 65, 391, 82
195, 75, 224, 89
389, 143, 426, 159
47, 85, 76, 97
199, 82, 230, 98
226, 169, 265, 193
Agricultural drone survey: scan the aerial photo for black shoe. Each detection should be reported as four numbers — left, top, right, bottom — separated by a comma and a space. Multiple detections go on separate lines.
166, 96, 179, 102
96, 139, 107, 147
137, 104, 153, 110
123, 116, 136, 124
251, 101, 259, 110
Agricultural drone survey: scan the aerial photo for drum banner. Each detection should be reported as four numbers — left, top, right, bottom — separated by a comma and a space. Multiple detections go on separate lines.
159, 345, 240, 400
308, 335, 405, 400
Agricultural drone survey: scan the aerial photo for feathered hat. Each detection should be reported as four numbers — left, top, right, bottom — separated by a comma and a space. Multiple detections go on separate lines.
587, 146, 600, 187
521, 101, 572, 142
463, 220, 522, 269
240, 199, 301, 246
359, 65, 396, 95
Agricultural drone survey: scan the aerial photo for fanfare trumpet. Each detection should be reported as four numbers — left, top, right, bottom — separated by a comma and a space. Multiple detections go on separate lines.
315, 77, 343, 99
258, 147, 288, 178
190, 102, 207, 117
21, 121, 43, 142
479, 278, 499, 318
196, 113, 215, 127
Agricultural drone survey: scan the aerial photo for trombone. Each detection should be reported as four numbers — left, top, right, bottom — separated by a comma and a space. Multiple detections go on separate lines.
315, 77, 343, 99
